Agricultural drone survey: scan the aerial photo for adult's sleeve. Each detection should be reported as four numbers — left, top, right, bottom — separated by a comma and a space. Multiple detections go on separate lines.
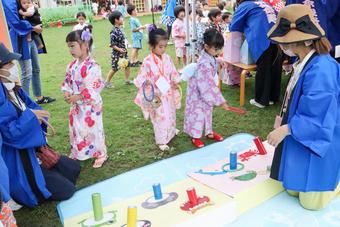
229, 5, 247, 32
2, 0, 32, 36
288, 62, 340, 158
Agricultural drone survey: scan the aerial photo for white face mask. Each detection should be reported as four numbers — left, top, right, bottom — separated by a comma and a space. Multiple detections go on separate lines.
3, 82, 15, 90
283, 49, 297, 57
6, 65, 20, 82
0, 65, 19, 83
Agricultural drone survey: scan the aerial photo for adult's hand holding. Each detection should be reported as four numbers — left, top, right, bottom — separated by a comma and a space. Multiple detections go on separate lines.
33, 25, 43, 34
31, 109, 50, 123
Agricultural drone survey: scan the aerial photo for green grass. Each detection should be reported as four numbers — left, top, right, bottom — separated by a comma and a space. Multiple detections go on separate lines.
14, 15, 288, 226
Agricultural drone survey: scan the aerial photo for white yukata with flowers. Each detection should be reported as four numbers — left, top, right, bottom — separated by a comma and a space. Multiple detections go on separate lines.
134, 53, 181, 145
61, 57, 107, 160
184, 51, 226, 138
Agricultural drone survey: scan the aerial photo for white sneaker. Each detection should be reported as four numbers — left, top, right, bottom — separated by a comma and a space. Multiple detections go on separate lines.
159, 144, 170, 151
269, 101, 274, 105
104, 82, 114, 89
7, 199, 23, 211
250, 99, 265, 108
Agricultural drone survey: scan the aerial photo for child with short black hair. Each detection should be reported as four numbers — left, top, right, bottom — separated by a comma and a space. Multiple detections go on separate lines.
127, 4, 146, 66
172, 6, 186, 69
134, 28, 181, 151
207, 8, 222, 33
18, 0, 44, 50
62, 26, 108, 168
184, 29, 245, 148
73, 12, 88, 31
221, 12, 232, 33
105, 11, 132, 88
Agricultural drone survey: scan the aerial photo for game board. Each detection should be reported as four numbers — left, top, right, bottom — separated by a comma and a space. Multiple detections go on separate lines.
57, 133, 340, 227
188, 142, 274, 197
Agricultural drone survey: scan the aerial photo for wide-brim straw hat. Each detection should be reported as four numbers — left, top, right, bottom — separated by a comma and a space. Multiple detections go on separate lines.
267, 4, 325, 44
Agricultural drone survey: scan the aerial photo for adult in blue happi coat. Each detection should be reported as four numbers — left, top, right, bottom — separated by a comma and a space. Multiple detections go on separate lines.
267, 4, 340, 210
2, 0, 56, 104
0, 43, 80, 208
230, 0, 283, 108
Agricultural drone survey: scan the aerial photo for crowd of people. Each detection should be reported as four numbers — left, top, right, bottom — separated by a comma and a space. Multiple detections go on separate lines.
1, 0, 340, 226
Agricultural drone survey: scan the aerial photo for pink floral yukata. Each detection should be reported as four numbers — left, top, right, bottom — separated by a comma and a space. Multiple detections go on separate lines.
61, 58, 107, 160
134, 53, 181, 145
184, 51, 226, 138
172, 18, 186, 57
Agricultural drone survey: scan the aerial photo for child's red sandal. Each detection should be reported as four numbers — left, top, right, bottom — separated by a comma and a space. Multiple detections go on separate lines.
192, 138, 205, 148
206, 132, 224, 142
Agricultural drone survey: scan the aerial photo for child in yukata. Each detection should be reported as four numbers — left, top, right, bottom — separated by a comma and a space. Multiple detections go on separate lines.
134, 28, 181, 151
195, 9, 206, 55
184, 29, 246, 148
207, 8, 222, 33
62, 27, 108, 168
104, 11, 132, 88
172, 6, 187, 69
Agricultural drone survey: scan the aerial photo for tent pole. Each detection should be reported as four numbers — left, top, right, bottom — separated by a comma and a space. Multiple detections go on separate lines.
184, 0, 189, 65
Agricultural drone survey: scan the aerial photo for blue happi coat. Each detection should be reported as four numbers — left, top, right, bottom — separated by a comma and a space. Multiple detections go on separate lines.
286, 0, 340, 48
0, 133, 11, 202
2, 0, 32, 60
230, 1, 277, 62
0, 84, 51, 207
279, 54, 340, 191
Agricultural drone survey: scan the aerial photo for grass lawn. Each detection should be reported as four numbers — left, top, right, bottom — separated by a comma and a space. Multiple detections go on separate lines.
14, 15, 288, 226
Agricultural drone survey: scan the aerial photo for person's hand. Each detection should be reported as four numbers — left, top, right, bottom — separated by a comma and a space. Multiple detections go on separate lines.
31, 109, 50, 123
63, 92, 71, 102
221, 103, 246, 115
33, 25, 43, 34
119, 48, 127, 53
219, 61, 228, 68
65, 94, 82, 104
267, 124, 290, 147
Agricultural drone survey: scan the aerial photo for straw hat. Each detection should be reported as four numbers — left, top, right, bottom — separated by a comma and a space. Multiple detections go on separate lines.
267, 4, 325, 44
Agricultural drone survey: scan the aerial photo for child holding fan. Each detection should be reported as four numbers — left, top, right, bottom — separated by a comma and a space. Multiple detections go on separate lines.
134, 28, 181, 151
184, 29, 245, 148
62, 27, 108, 168
105, 11, 132, 88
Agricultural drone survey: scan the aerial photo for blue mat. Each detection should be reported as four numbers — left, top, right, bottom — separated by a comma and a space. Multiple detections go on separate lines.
57, 133, 340, 226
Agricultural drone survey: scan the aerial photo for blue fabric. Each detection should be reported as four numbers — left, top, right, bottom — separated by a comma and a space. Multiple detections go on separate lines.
230, 1, 277, 62
116, 5, 126, 17
0, 133, 11, 202
279, 54, 340, 192
0, 84, 51, 207
285, 0, 340, 48
163, 0, 176, 18
130, 17, 143, 41
2, 0, 32, 61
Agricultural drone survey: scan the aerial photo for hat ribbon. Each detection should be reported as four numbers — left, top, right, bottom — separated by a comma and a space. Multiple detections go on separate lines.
269, 15, 323, 39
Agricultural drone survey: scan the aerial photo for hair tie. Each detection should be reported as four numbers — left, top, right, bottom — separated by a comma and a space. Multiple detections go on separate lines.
81, 29, 92, 42
147, 24, 157, 33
